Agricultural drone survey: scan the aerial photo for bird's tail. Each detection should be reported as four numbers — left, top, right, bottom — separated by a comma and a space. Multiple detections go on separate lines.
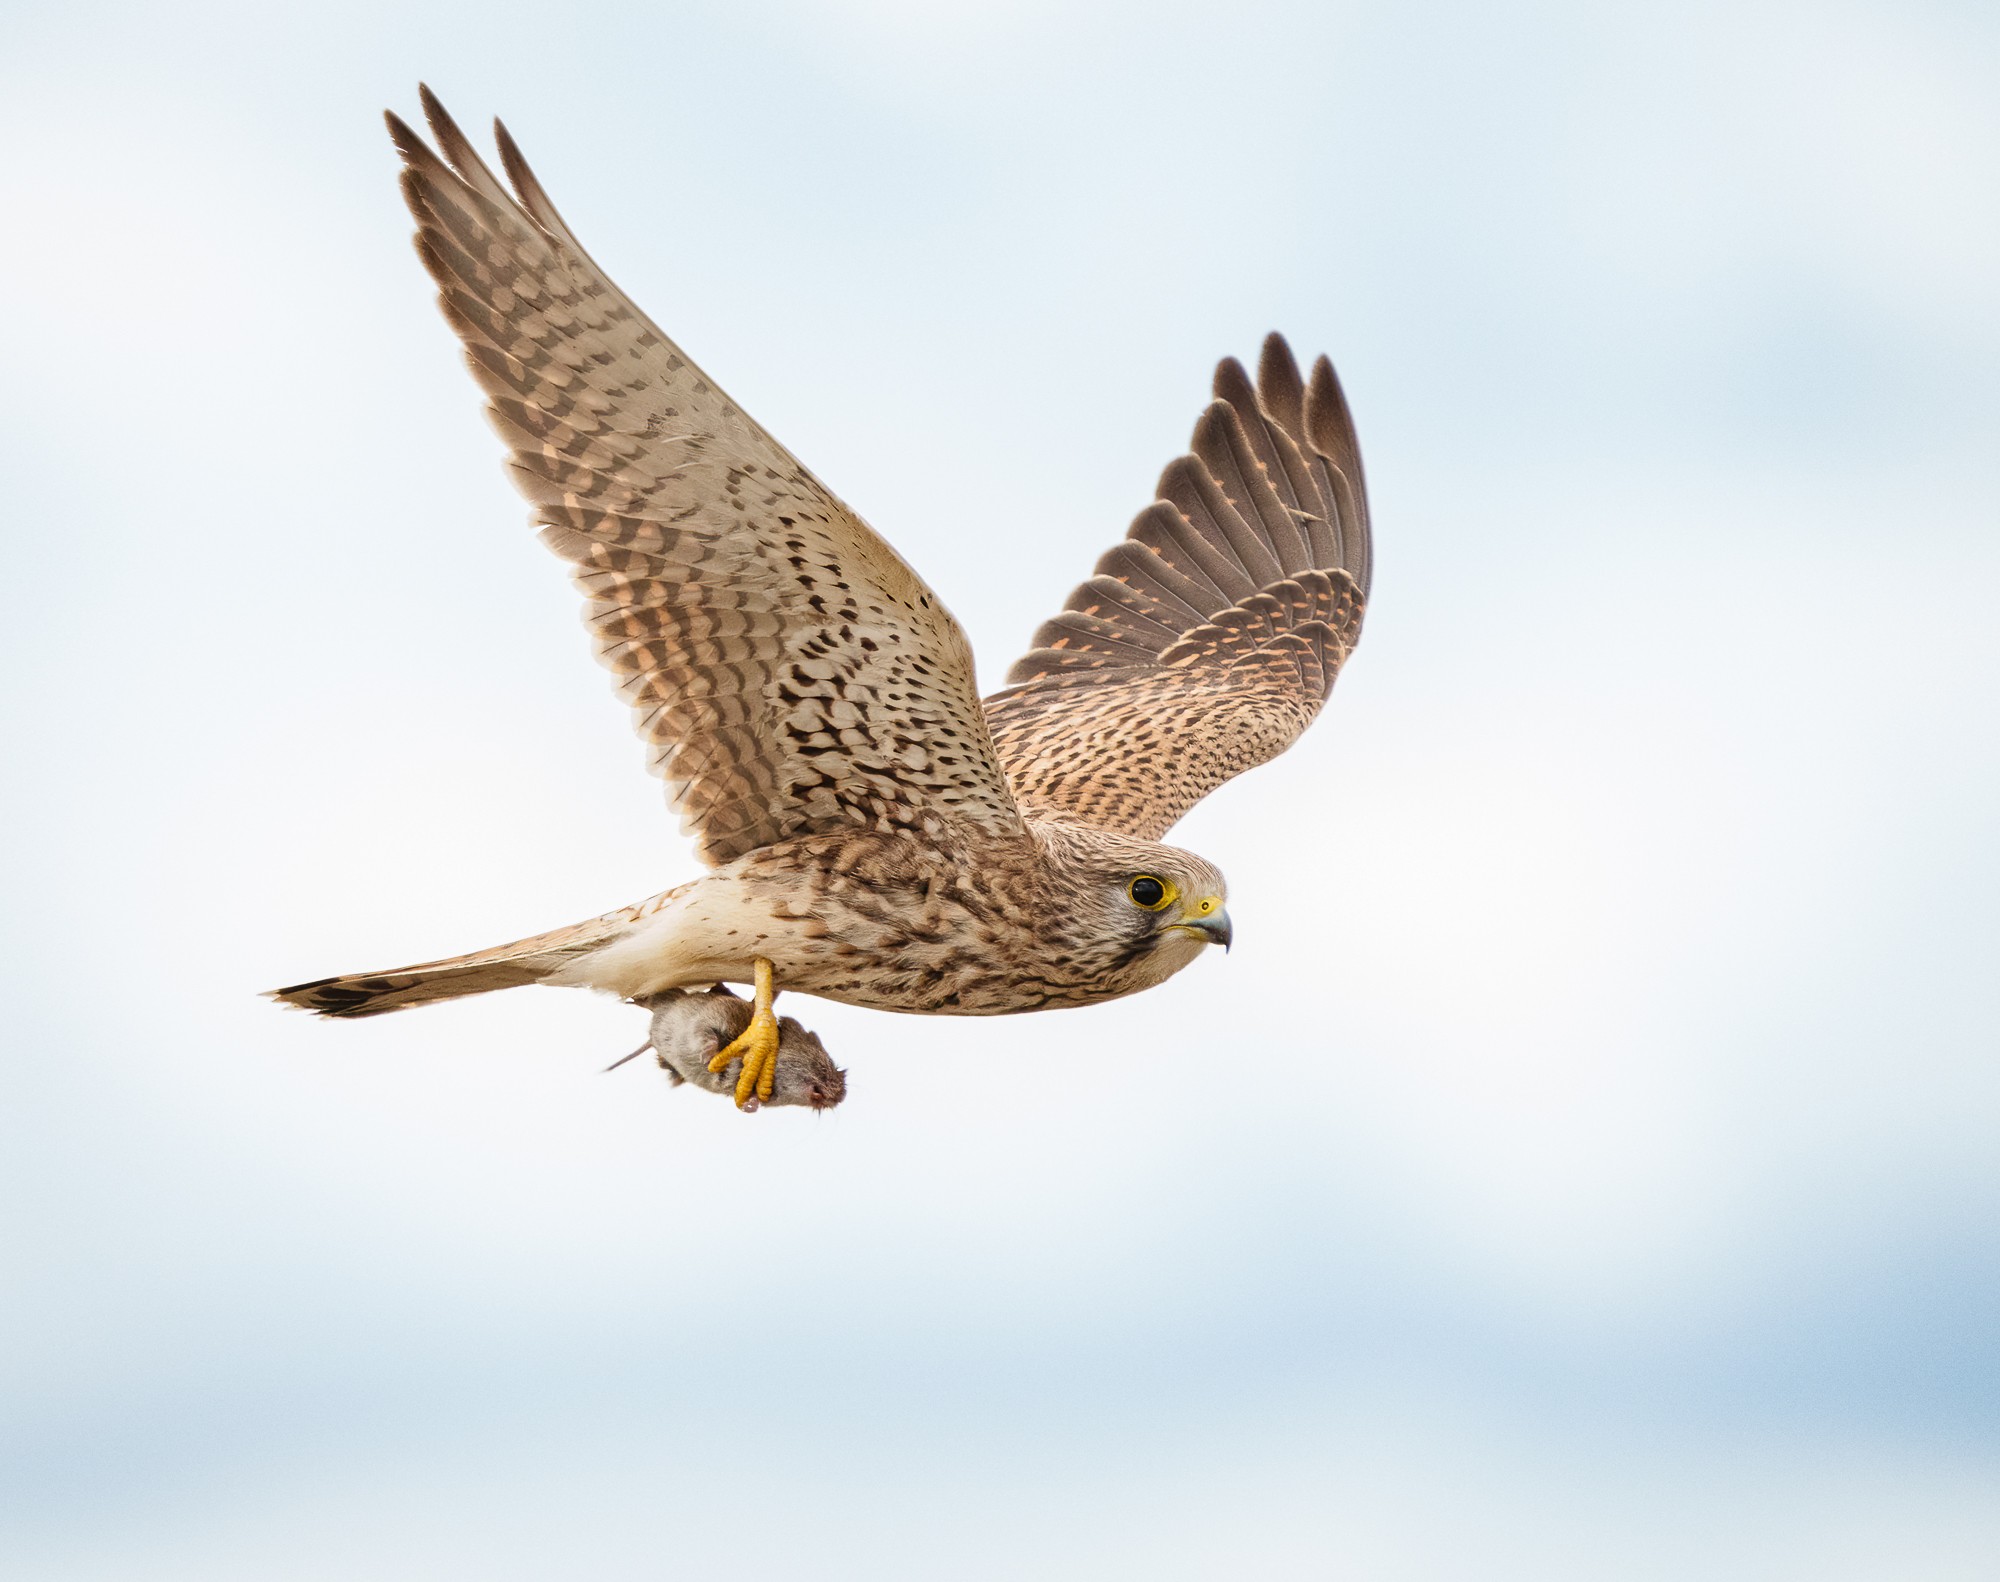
266, 901, 652, 1019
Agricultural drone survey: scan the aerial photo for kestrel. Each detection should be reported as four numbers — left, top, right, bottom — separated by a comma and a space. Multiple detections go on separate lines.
271, 88, 1374, 1107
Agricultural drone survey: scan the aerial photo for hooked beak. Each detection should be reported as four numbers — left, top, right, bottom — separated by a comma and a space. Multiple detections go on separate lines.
1178, 904, 1232, 952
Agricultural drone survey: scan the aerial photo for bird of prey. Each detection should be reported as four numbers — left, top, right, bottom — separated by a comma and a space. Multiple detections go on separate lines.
271, 88, 1374, 1108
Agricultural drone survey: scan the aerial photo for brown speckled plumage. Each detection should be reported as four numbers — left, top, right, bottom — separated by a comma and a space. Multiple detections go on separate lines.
985, 337, 1370, 836
269, 89, 1372, 1039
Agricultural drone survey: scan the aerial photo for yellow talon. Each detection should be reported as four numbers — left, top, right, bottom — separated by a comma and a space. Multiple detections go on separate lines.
709, 957, 781, 1109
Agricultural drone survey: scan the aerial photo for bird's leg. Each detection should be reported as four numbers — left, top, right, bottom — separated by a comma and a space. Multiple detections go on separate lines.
708, 957, 781, 1110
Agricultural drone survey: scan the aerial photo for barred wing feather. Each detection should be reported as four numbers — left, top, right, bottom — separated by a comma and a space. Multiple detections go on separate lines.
983, 335, 1371, 838
390, 88, 1023, 865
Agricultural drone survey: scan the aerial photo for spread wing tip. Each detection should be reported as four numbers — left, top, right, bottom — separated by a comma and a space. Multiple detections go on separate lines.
985, 333, 1373, 833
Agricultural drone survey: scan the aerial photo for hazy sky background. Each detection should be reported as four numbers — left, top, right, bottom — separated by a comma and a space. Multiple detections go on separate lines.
3, 0, 1997, 1576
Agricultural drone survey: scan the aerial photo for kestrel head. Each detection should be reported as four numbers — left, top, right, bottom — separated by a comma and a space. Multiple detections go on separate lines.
1034, 823, 1232, 997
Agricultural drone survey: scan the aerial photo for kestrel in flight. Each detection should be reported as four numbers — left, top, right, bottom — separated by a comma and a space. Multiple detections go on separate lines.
271, 88, 1375, 1107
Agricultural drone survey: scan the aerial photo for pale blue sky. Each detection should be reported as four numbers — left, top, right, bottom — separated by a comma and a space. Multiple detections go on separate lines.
3, 1, 1997, 1577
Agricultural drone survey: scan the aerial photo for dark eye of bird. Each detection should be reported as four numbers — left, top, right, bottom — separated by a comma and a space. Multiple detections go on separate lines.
1128, 876, 1166, 909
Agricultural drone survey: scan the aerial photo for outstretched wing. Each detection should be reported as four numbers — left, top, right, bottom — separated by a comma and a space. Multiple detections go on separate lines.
983, 335, 1371, 838
390, 89, 1023, 864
